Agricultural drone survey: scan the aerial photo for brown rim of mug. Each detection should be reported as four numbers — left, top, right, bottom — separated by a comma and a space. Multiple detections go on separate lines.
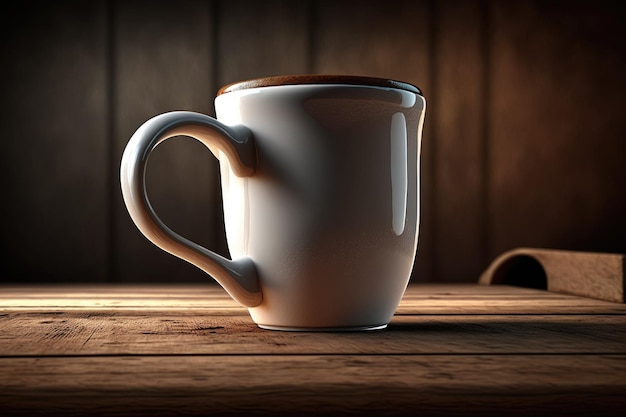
217, 74, 422, 96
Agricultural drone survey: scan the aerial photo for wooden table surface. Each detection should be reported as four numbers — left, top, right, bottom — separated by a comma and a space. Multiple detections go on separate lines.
1, 283, 625, 416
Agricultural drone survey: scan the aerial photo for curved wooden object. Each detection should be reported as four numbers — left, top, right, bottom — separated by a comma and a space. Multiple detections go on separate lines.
480, 247, 625, 303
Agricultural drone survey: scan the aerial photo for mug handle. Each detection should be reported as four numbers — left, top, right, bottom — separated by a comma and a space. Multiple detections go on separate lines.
120, 111, 262, 307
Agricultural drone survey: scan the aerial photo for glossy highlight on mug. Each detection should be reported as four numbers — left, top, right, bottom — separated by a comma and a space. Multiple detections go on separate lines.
391, 112, 408, 236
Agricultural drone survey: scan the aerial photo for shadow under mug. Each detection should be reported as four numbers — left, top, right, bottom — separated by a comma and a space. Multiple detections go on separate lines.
120, 74, 426, 331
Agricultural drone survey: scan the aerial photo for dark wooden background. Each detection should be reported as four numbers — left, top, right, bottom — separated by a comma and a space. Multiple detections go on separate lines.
1, 0, 625, 284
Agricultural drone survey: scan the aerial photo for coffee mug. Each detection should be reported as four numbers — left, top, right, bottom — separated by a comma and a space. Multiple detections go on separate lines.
120, 75, 426, 330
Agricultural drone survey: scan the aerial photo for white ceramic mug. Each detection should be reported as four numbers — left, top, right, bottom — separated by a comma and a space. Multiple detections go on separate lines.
121, 75, 426, 331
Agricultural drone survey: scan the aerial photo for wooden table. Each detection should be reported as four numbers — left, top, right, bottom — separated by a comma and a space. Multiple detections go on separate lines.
1, 284, 625, 416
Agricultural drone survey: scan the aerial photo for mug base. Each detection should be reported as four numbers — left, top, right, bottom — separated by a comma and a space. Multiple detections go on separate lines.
257, 323, 388, 332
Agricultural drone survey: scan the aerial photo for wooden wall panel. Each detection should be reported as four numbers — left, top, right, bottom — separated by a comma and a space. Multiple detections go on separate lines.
432, 0, 487, 282
113, 0, 217, 283
488, 1, 626, 262
0, 2, 108, 283
313, 0, 433, 282
2, 0, 625, 285
216, 0, 311, 87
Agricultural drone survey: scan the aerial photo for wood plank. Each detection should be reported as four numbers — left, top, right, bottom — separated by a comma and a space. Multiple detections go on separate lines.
216, 0, 310, 87
313, 0, 430, 83
113, 0, 219, 283
0, 283, 570, 300
432, 0, 486, 283
1, 355, 624, 416
0, 2, 108, 283
1, 283, 624, 357
488, 1, 626, 260
1, 312, 624, 356
0, 282, 619, 301
313, 0, 434, 283
2, 284, 625, 313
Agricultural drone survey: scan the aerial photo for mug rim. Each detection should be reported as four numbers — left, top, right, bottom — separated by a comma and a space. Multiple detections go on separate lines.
217, 74, 422, 96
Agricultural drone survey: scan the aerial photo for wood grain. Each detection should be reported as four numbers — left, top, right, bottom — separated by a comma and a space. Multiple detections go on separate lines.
3, 1, 626, 286
216, 0, 310, 88
432, 0, 487, 282
1, 355, 625, 416
1, 284, 624, 416
1, 311, 624, 356
488, 1, 626, 260
2, 284, 625, 313
1, 285, 625, 357
0, 2, 109, 283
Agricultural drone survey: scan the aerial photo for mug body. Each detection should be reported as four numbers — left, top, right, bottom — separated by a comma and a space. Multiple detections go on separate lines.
215, 82, 425, 330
